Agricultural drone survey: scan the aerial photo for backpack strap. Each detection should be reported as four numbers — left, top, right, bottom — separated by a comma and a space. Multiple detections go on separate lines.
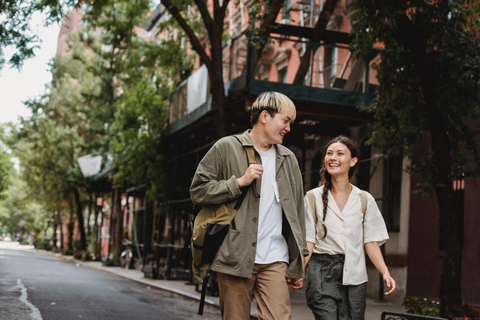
306, 190, 317, 227
232, 135, 255, 211
231, 134, 256, 213
360, 190, 368, 219
198, 270, 211, 315
235, 134, 256, 164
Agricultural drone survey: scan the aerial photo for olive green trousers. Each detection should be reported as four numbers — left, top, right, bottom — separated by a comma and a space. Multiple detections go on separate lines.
305, 254, 367, 320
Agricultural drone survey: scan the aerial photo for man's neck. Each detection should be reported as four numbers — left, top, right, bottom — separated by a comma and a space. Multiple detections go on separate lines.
249, 127, 272, 151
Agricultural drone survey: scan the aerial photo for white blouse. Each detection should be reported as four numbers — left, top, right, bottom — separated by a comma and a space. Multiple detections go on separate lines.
304, 184, 389, 285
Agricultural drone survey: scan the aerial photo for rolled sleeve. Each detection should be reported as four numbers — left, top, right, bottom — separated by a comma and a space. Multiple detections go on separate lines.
363, 193, 389, 246
226, 175, 242, 198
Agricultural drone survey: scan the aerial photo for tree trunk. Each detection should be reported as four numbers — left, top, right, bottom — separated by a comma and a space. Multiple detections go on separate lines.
396, 14, 462, 317
68, 199, 74, 251
58, 211, 64, 252
293, 0, 339, 85
73, 188, 87, 251
87, 193, 93, 237
52, 212, 58, 251
113, 187, 124, 262
93, 196, 99, 257
97, 196, 104, 260
210, 28, 228, 138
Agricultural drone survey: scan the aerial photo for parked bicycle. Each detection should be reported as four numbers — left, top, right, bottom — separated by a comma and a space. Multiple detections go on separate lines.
120, 238, 133, 269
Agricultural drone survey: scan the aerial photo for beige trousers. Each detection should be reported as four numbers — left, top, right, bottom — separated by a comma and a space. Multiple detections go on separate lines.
217, 262, 291, 320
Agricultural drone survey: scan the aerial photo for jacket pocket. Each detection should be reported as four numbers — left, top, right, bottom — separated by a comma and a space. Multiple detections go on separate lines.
215, 229, 242, 268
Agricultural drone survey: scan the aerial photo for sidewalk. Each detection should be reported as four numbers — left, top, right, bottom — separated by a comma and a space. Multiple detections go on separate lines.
43, 251, 405, 319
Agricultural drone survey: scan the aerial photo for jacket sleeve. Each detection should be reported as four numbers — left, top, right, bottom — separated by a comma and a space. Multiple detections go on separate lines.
189, 140, 242, 206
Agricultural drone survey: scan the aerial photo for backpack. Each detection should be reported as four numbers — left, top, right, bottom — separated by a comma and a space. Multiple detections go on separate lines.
189, 135, 255, 315
306, 188, 368, 229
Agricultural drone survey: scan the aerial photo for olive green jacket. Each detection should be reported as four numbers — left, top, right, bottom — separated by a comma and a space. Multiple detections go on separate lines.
190, 130, 308, 279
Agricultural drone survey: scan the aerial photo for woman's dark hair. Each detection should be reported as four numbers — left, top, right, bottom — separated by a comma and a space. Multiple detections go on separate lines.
319, 135, 360, 240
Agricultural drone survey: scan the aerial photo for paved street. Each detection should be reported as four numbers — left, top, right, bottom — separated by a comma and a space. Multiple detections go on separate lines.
0, 242, 220, 320
0, 241, 406, 320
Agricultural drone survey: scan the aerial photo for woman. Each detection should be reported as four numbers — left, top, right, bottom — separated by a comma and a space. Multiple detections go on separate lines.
304, 135, 396, 320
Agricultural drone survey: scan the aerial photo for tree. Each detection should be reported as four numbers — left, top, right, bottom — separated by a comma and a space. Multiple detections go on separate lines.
7, 98, 85, 250
78, 0, 175, 260
3, 0, 177, 257
0, 139, 13, 198
0, 174, 50, 241
0, 143, 14, 232
350, 0, 480, 317
44, 0, 181, 260
0, 0, 77, 69
0, 0, 141, 69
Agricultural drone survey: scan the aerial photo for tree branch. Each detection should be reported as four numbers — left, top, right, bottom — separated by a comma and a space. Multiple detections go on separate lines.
194, 0, 214, 38
293, 0, 338, 85
161, 0, 212, 70
253, 0, 284, 64
219, 0, 230, 17
212, 0, 230, 39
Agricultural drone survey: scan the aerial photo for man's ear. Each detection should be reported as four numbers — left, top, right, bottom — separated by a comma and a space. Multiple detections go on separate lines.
260, 110, 269, 123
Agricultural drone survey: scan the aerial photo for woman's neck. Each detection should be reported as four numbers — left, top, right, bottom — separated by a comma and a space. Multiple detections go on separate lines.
330, 175, 351, 195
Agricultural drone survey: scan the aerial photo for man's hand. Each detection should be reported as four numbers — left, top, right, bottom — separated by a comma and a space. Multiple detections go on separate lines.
287, 277, 304, 290
237, 164, 263, 187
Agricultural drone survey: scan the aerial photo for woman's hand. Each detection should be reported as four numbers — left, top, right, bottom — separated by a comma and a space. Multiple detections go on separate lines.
383, 272, 396, 295
287, 277, 304, 290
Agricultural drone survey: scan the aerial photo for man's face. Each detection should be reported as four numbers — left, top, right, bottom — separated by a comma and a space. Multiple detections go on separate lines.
264, 111, 292, 145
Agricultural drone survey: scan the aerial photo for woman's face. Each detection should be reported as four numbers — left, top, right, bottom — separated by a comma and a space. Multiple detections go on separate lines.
324, 142, 358, 177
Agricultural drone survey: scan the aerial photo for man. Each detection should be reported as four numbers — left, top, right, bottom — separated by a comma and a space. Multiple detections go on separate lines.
190, 91, 307, 320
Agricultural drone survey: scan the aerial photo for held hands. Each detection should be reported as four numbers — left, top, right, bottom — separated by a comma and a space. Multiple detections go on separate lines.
237, 164, 263, 187
287, 277, 304, 290
383, 272, 396, 295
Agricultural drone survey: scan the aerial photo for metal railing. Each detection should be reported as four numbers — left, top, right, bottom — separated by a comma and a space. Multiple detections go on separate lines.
381, 311, 448, 320
168, 29, 375, 125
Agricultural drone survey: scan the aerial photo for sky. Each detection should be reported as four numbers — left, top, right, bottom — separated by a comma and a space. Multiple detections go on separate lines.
0, 13, 61, 125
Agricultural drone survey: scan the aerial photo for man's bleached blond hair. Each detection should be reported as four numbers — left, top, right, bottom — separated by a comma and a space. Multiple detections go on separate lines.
250, 91, 296, 125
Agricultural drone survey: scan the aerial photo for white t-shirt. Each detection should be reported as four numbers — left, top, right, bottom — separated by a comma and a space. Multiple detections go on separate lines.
254, 146, 289, 264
